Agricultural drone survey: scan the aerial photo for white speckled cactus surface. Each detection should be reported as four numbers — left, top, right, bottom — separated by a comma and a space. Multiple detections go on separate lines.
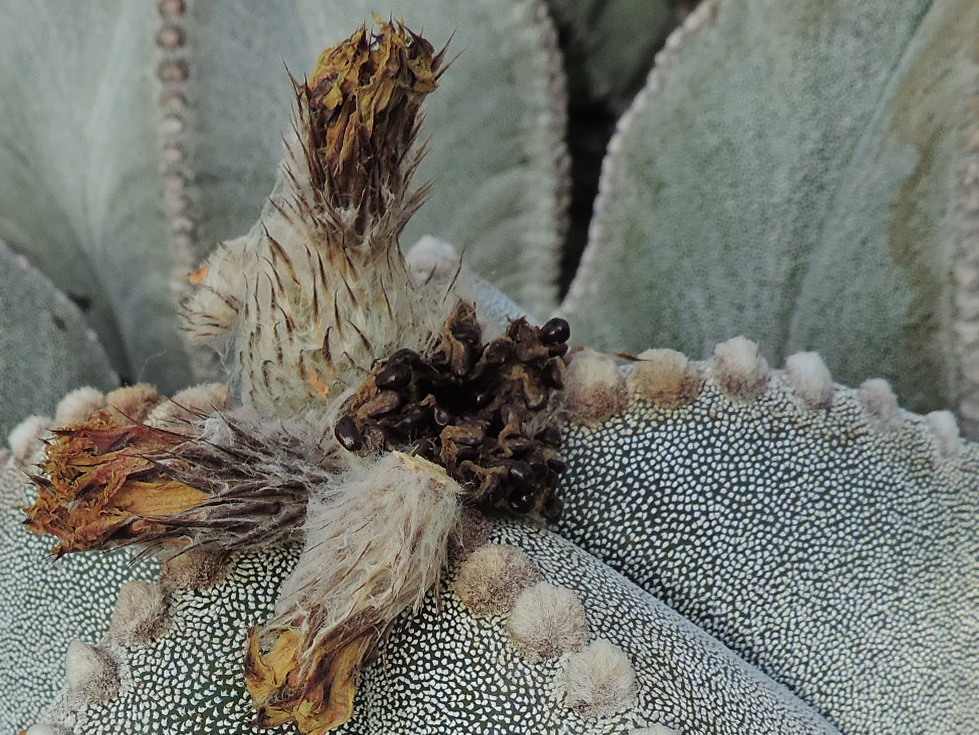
1, 1, 977, 734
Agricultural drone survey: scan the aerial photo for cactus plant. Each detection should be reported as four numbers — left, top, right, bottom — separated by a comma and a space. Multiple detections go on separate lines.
1, 1, 977, 734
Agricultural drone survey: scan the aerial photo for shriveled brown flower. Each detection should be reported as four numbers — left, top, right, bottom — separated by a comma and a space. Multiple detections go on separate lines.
25, 410, 207, 555
293, 19, 446, 239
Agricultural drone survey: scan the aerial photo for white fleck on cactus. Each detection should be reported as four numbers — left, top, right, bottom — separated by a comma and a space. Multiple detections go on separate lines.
1, 1, 977, 734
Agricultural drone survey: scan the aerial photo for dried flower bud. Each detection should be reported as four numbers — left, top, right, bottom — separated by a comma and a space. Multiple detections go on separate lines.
245, 452, 461, 733
297, 21, 444, 237
24, 410, 207, 555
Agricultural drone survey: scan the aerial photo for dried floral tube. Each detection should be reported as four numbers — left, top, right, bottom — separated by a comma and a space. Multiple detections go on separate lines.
25, 407, 341, 555
183, 22, 452, 414
246, 452, 462, 733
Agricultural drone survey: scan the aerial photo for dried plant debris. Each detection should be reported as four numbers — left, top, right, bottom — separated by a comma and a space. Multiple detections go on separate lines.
338, 301, 570, 521
245, 452, 461, 733
25, 406, 338, 555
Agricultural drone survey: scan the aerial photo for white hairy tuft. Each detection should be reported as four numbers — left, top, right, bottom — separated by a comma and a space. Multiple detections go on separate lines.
64, 641, 120, 706
926, 410, 962, 458
710, 336, 770, 400
54, 387, 106, 424
108, 581, 167, 647
554, 639, 638, 719
858, 378, 901, 430
785, 351, 834, 409
145, 382, 232, 429
273, 452, 462, 650
454, 543, 543, 617
628, 349, 701, 408
7, 414, 51, 466
160, 548, 227, 593
506, 582, 589, 663
564, 348, 628, 424
105, 384, 163, 423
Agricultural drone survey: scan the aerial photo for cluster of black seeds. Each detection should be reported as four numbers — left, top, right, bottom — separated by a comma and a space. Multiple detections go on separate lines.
335, 301, 570, 521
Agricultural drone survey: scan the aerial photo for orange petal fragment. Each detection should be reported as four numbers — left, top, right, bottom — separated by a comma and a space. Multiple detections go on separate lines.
24, 410, 208, 554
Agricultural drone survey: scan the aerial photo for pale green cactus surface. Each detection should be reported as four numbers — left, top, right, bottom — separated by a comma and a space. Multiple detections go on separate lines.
1, 0, 978, 734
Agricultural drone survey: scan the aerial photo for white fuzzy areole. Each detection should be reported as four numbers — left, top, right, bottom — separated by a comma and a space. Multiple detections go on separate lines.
564, 349, 628, 424
554, 638, 638, 720
64, 641, 120, 706
858, 378, 901, 430
926, 410, 962, 458
785, 351, 834, 409
7, 414, 50, 466
160, 548, 227, 593
405, 235, 460, 285
145, 382, 232, 429
629, 349, 701, 408
710, 336, 770, 401
506, 581, 589, 663
108, 580, 167, 647
273, 452, 462, 650
454, 543, 543, 617
105, 384, 162, 423
54, 387, 106, 425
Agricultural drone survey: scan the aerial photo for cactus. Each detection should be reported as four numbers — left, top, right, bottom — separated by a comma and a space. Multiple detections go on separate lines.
1, 2, 977, 734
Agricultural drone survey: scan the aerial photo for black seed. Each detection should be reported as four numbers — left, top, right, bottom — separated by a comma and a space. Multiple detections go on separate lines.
542, 494, 564, 523
508, 490, 537, 514
540, 317, 570, 344
537, 427, 562, 447
526, 452, 548, 477
546, 456, 568, 474
508, 461, 534, 487
394, 407, 429, 433
376, 361, 412, 390
334, 415, 363, 451
433, 405, 452, 426
387, 348, 420, 366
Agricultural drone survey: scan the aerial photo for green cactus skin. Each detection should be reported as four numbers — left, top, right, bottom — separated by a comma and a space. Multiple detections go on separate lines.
563, 0, 979, 420
1, 462, 837, 734
558, 344, 979, 734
